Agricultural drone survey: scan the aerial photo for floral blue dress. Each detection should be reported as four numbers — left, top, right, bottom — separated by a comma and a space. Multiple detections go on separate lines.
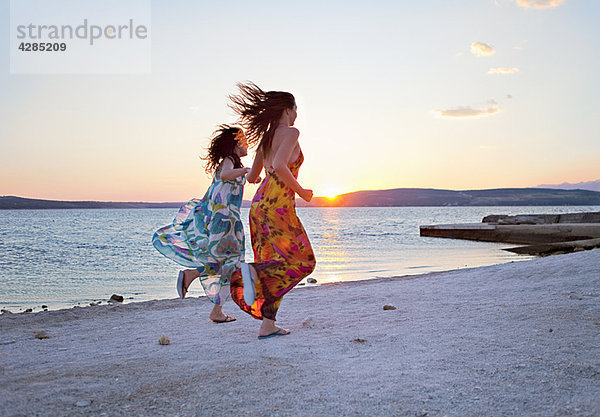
152, 161, 245, 305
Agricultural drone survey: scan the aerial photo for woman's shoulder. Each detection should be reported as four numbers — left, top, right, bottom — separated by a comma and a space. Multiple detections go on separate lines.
277, 125, 299, 135
274, 126, 300, 142
214, 157, 232, 179
217, 156, 237, 169
223, 155, 238, 165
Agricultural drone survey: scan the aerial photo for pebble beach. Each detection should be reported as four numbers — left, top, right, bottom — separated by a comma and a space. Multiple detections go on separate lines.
1, 249, 599, 417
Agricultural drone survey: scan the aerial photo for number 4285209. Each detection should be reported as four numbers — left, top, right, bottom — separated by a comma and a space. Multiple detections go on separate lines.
18, 42, 67, 52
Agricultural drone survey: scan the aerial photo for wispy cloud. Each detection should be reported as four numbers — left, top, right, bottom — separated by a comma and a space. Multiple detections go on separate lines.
515, 0, 566, 9
513, 40, 528, 50
470, 42, 495, 56
434, 101, 500, 119
488, 67, 520, 75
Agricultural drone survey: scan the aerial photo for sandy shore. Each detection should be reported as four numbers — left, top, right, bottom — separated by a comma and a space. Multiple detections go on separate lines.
1, 250, 599, 417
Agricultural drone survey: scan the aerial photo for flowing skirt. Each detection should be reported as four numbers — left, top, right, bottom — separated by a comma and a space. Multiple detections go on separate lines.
153, 180, 245, 305
230, 172, 316, 320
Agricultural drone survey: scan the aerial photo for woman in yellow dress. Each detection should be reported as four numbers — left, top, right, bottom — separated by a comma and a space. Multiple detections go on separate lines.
229, 82, 316, 339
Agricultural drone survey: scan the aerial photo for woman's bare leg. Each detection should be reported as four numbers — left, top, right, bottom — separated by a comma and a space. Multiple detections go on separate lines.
209, 304, 235, 322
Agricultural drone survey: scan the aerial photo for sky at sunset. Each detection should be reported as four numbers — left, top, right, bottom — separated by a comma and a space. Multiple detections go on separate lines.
1, 0, 599, 202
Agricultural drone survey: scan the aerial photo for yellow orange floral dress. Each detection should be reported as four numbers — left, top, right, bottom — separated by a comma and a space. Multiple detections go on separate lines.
230, 150, 316, 320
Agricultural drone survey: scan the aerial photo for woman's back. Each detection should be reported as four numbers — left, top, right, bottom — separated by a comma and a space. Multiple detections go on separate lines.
263, 125, 300, 170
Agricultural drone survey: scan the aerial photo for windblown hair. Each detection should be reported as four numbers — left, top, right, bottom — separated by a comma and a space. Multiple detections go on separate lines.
202, 124, 244, 174
229, 81, 295, 157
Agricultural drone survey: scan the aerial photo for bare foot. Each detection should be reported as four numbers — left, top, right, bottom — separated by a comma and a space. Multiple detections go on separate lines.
209, 305, 236, 323
258, 327, 290, 337
182, 269, 199, 298
210, 314, 236, 323
259, 318, 289, 337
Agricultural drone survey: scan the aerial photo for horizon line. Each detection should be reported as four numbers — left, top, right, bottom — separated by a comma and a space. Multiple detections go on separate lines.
3, 184, 600, 204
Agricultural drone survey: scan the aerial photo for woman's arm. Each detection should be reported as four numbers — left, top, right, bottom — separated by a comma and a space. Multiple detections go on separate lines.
247, 148, 264, 184
272, 128, 313, 202
220, 158, 250, 181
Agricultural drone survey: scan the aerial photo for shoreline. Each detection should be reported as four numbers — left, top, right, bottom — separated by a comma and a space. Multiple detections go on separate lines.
1, 249, 598, 416
0, 252, 535, 315
0, 273, 431, 319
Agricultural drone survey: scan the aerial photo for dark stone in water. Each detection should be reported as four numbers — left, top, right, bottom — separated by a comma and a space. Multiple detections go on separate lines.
383, 304, 397, 310
24, 308, 33, 313
109, 294, 124, 303
307, 278, 317, 284
41, 305, 48, 309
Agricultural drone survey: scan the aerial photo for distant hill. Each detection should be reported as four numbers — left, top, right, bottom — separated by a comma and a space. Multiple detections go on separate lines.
3, 187, 600, 209
536, 179, 600, 192
297, 188, 600, 207
0, 196, 183, 210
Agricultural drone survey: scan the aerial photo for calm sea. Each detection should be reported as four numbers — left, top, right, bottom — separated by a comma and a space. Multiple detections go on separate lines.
1, 206, 598, 312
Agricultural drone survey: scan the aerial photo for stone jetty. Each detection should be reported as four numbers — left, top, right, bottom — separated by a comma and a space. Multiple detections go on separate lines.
420, 212, 600, 256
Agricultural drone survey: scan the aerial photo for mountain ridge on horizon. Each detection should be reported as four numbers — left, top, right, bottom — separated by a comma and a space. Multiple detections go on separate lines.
535, 178, 600, 192
2, 186, 600, 209
298, 187, 600, 207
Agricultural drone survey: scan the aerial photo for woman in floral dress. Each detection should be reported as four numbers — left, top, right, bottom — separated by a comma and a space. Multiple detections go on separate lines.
152, 125, 256, 323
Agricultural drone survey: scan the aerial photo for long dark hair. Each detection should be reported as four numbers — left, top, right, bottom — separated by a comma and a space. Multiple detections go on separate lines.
202, 125, 244, 174
229, 81, 295, 157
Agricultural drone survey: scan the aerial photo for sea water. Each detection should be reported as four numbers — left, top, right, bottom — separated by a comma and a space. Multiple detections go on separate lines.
1, 206, 598, 311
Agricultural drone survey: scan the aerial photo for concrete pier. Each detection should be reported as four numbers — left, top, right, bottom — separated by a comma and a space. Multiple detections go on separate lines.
419, 223, 600, 245
419, 212, 600, 256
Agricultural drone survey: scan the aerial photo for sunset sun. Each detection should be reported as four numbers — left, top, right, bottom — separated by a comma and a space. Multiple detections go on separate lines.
321, 187, 341, 200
